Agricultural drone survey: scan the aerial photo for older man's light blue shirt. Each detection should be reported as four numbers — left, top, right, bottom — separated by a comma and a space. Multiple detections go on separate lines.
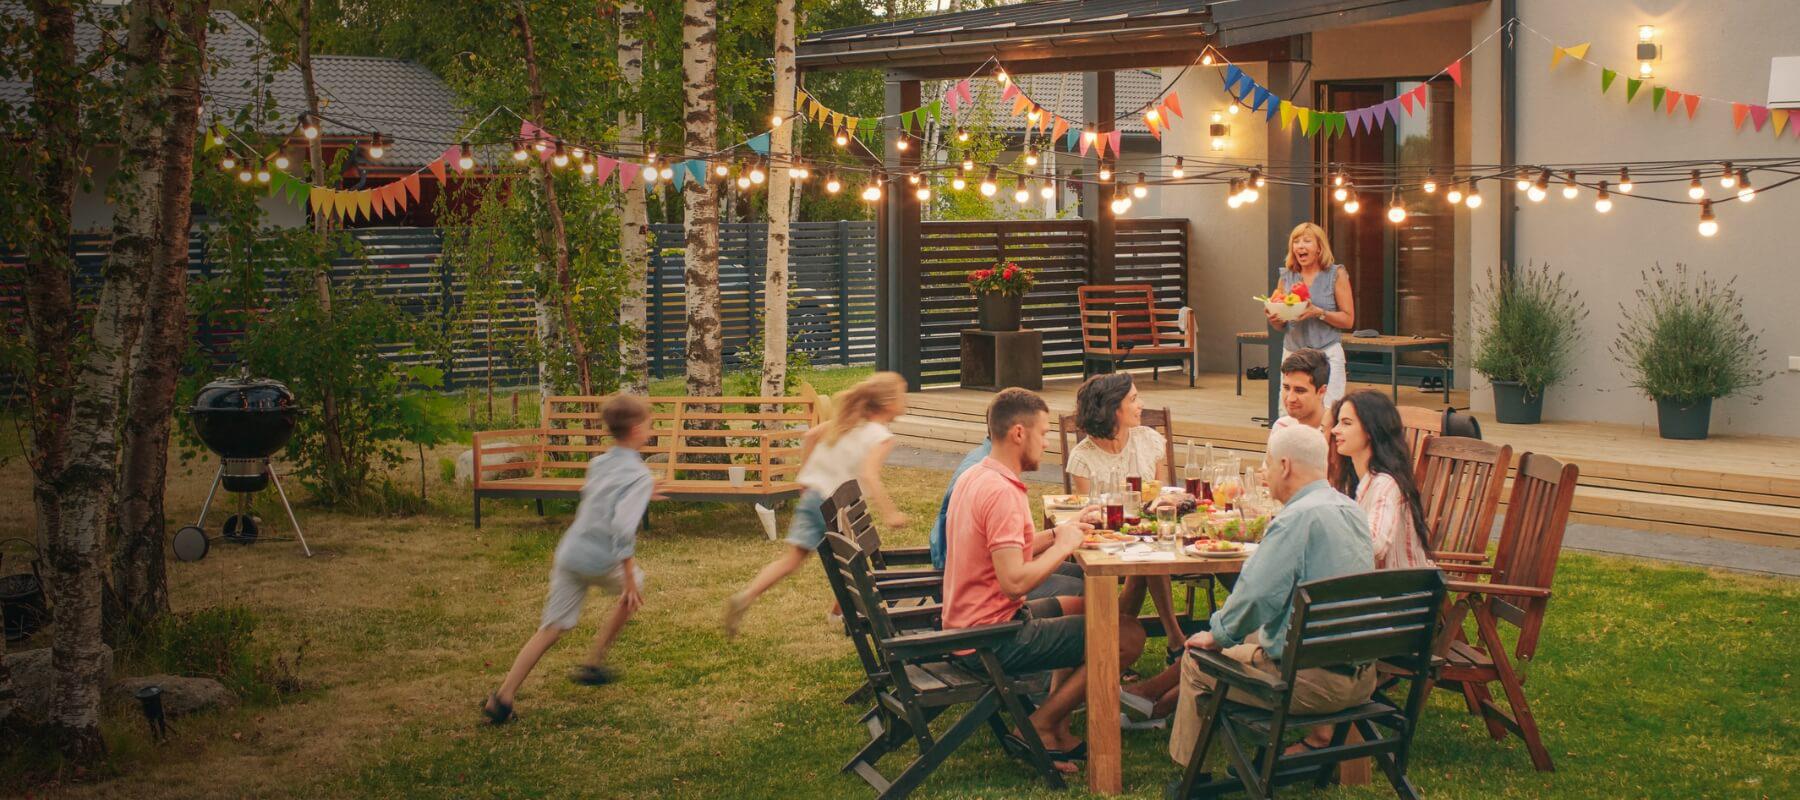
930, 439, 992, 570
1207, 479, 1374, 662
553, 447, 653, 576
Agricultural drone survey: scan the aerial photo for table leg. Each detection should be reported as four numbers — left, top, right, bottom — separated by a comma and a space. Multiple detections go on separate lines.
1235, 341, 1243, 396
1442, 355, 1452, 403
1390, 353, 1399, 402
1339, 726, 1371, 785
1085, 573, 1123, 795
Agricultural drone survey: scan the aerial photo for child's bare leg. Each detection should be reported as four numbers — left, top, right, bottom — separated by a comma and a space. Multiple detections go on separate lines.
737, 545, 811, 604
584, 599, 636, 667
496, 626, 564, 705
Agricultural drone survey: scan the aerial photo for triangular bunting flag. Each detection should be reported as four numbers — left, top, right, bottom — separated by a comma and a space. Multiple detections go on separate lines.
1412, 84, 1428, 109
1749, 104, 1770, 131
900, 109, 915, 133
927, 99, 942, 122
403, 173, 421, 202
1107, 129, 1122, 155
1164, 92, 1183, 119
687, 160, 708, 186
1665, 90, 1683, 116
1304, 112, 1323, 137
1652, 86, 1666, 111
1279, 100, 1296, 130
746, 132, 771, 156
618, 162, 639, 190
1223, 65, 1244, 95
1683, 93, 1700, 119
353, 190, 373, 222
1565, 43, 1590, 60
1348, 108, 1365, 136
1601, 68, 1617, 93
944, 87, 959, 113
1625, 78, 1643, 103
1550, 46, 1567, 69
671, 160, 689, 191
1001, 84, 1020, 102
1052, 116, 1070, 144
203, 123, 224, 150
1295, 107, 1312, 135
307, 186, 324, 216
1774, 108, 1791, 137
594, 156, 617, 186
1732, 103, 1749, 129
1264, 97, 1279, 122
1446, 59, 1463, 87
956, 79, 972, 104
810, 101, 827, 123
1093, 129, 1107, 158
1078, 129, 1092, 156
859, 117, 879, 143
370, 185, 387, 218
1012, 95, 1031, 116
1381, 98, 1402, 126
1251, 85, 1271, 112
1399, 91, 1415, 115
1332, 113, 1348, 137
427, 157, 447, 183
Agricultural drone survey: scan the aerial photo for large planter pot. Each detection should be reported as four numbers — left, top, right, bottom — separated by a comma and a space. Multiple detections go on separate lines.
1655, 397, 1713, 440
1490, 380, 1544, 425
977, 292, 1022, 332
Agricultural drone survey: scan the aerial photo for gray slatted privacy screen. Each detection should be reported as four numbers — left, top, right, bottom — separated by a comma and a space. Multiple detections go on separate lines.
916, 218, 1189, 385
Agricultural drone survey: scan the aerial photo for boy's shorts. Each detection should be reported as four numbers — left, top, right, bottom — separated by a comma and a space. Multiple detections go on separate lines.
539, 562, 648, 631
783, 490, 828, 551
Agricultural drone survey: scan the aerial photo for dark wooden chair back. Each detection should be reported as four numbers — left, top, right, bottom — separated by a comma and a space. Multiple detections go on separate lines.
1078, 284, 1160, 349
1057, 409, 1177, 493
1488, 452, 1578, 660
1395, 405, 1442, 467
1414, 435, 1513, 559
1283, 569, 1448, 678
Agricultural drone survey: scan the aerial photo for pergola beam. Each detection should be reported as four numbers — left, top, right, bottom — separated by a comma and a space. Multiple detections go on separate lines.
874, 40, 1295, 81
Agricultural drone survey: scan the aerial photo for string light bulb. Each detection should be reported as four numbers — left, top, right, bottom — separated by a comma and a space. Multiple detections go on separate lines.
513, 138, 530, 162
273, 153, 290, 170
770, 113, 784, 128
735, 171, 751, 190
1097, 163, 1112, 182
1026, 108, 1041, 123
221, 154, 237, 171
1528, 169, 1549, 203
714, 162, 731, 178
1423, 171, 1438, 194
1465, 183, 1483, 209
1201, 52, 1215, 66
643, 161, 660, 183
300, 113, 319, 140
1250, 166, 1265, 188
1333, 183, 1350, 203
749, 160, 766, 185
1618, 167, 1634, 193
1445, 182, 1464, 205
906, 172, 920, 185
457, 141, 474, 171
1562, 170, 1579, 200
237, 167, 253, 183
825, 173, 842, 194
1226, 179, 1244, 209
951, 174, 967, 191
1083, 128, 1099, 148
1332, 167, 1346, 187
367, 132, 385, 160
960, 157, 974, 173
1697, 200, 1718, 237
1593, 181, 1613, 213
1025, 147, 1038, 167
1132, 172, 1149, 199
255, 168, 271, 183
915, 181, 931, 201
980, 167, 999, 197
1039, 177, 1055, 200
834, 132, 848, 147
1171, 157, 1185, 180
1736, 170, 1755, 202
659, 164, 674, 180
996, 69, 1009, 85
1013, 176, 1029, 204
1110, 184, 1131, 215
1343, 193, 1361, 214
1514, 169, 1532, 191
1687, 170, 1705, 200
896, 136, 909, 152
552, 141, 569, 168
1387, 192, 1407, 224
534, 140, 549, 153
581, 160, 595, 176
1240, 180, 1259, 204
1145, 107, 1160, 124
208, 127, 225, 148
1227, 104, 1239, 115
861, 177, 882, 202
955, 127, 970, 143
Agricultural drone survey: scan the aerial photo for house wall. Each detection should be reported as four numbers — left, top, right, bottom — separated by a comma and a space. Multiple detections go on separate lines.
1472, 0, 1800, 436
72, 152, 309, 234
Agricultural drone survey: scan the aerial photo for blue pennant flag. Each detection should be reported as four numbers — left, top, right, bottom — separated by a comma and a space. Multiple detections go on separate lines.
671, 161, 690, 191
746, 132, 771, 156
1223, 65, 1243, 94
1064, 125, 1081, 151
1264, 95, 1281, 121
687, 160, 709, 185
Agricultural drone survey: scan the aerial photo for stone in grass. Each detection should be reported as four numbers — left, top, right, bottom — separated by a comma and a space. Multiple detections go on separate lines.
110, 675, 237, 717
454, 448, 529, 486
4, 645, 114, 724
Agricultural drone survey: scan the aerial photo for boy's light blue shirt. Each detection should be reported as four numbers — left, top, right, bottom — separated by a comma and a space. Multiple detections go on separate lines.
553, 447, 653, 576
1207, 479, 1374, 662
930, 439, 993, 570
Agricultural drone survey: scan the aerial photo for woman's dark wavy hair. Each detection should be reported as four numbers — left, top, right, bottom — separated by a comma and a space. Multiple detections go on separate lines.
1075, 373, 1135, 440
1330, 389, 1432, 556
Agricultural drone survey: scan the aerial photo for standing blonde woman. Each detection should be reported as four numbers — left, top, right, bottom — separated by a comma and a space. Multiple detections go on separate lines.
1267, 222, 1355, 408
724, 372, 910, 637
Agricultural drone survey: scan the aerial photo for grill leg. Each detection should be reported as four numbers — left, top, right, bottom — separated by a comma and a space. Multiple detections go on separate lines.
267, 467, 313, 558
194, 464, 224, 531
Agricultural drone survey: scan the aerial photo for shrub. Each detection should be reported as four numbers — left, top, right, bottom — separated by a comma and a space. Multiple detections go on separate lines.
1612, 263, 1769, 403
139, 607, 305, 704
1471, 263, 1587, 396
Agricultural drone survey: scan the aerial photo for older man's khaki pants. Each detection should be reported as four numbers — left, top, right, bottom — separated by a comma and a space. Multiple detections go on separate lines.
1168, 633, 1376, 766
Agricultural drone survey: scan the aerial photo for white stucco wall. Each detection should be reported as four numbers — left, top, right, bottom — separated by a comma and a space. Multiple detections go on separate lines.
1473, 0, 1800, 436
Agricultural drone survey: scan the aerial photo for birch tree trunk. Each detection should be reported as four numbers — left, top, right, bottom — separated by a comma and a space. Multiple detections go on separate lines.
112, 0, 211, 634
681, 0, 722, 397
759, 0, 796, 400
297, 0, 347, 483
517, 1, 592, 394
617, 0, 651, 394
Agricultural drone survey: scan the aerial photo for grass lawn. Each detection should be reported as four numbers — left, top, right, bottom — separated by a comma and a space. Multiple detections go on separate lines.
3, 437, 1796, 798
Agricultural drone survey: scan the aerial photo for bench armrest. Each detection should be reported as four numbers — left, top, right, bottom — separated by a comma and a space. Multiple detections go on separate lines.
1447, 580, 1550, 599
473, 427, 548, 441
872, 567, 941, 582
879, 546, 935, 566
888, 603, 943, 630
1433, 551, 1489, 564
881, 620, 1025, 661
875, 575, 943, 601
1185, 647, 1287, 702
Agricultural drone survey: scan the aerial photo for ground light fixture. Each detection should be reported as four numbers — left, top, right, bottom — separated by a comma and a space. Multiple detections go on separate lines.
1697, 200, 1718, 237
1013, 176, 1030, 204
1132, 173, 1149, 199
1594, 181, 1613, 213
980, 167, 999, 197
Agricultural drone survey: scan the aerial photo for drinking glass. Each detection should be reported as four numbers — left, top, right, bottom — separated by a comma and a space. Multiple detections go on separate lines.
1121, 490, 1142, 526
1156, 505, 1179, 552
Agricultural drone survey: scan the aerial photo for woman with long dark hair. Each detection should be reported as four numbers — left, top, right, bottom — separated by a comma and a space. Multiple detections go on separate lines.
1328, 389, 1434, 569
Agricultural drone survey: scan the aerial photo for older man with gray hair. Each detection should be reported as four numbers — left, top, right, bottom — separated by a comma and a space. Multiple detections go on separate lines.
1168, 424, 1377, 765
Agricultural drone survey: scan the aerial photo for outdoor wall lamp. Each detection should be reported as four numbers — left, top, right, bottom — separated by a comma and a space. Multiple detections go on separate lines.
1210, 110, 1230, 151
1637, 25, 1661, 79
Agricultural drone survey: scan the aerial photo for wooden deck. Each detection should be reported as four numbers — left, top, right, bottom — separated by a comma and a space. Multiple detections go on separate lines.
897, 372, 1800, 549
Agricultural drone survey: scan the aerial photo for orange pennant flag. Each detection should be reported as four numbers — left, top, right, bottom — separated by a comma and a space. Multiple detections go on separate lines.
1665, 90, 1682, 116
1051, 116, 1069, 143
1732, 103, 1750, 130
1683, 93, 1700, 119
1164, 92, 1183, 119
403, 173, 422, 202
1012, 95, 1031, 116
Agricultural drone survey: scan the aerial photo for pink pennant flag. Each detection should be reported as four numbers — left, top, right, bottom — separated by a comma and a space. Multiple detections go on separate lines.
594, 156, 618, 185
1107, 129, 1122, 157
1749, 104, 1770, 131
620, 162, 641, 189
944, 86, 960, 113
956, 79, 973, 105
519, 120, 543, 140
1001, 84, 1020, 102
1665, 90, 1683, 116
1051, 116, 1069, 143
1446, 59, 1464, 87
1732, 103, 1750, 130
1079, 130, 1093, 156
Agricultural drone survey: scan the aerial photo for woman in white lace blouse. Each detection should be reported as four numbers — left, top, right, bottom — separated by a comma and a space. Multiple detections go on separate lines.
1328, 390, 1434, 570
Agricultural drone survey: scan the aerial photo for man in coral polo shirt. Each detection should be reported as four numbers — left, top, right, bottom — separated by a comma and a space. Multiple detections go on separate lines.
943, 388, 1149, 769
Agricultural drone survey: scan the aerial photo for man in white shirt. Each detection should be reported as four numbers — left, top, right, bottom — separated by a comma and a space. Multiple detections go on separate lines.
1268, 348, 1332, 436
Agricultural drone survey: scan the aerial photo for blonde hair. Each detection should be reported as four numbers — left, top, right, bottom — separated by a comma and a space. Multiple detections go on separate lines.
825, 371, 906, 444
1283, 222, 1335, 274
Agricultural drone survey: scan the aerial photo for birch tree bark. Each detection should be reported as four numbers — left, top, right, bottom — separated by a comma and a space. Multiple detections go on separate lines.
681, 0, 722, 397
112, 0, 211, 634
616, 0, 651, 394
758, 0, 796, 400
297, 0, 347, 482
517, 0, 592, 394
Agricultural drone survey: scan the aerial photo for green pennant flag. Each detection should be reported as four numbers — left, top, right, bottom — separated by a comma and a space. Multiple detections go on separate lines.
1652, 86, 1667, 110
1600, 68, 1617, 93
925, 99, 942, 123
857, 117, 878, 143
1304, 112, 1323, 137
900, 109, 915, 133
1625, 78, 1643, 102
1331, 112, 1347, 137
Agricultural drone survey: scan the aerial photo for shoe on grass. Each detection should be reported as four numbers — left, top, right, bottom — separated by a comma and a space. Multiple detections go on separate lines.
570, 665, 617, 686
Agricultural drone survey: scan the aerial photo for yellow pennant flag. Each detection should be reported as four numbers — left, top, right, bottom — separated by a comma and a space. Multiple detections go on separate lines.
844, 115, 859, 135
1551, 42, 1590, 68
1295, 107, 1312, 134
810, 101, 827, 123
1772, 108, 1790, 137
353, 190, 373, 221
309, 186, 328, 215
1279, 100, 1296, 130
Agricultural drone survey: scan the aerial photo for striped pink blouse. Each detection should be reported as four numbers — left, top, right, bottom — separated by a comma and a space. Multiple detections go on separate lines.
1356, 473, 1434, 570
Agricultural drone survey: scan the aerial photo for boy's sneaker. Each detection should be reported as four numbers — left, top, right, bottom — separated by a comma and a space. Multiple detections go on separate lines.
570, 665, 616, 686
723, 593, 751, 640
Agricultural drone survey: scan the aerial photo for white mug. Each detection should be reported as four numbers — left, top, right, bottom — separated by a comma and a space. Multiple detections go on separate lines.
728, 465, 747, 486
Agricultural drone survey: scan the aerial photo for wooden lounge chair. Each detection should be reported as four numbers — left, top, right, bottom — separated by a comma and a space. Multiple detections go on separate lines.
1172, 569, 1449, 800
1413, 435, 1512, 577
1078, 284, 1197, 386
821, 530, 1063, 800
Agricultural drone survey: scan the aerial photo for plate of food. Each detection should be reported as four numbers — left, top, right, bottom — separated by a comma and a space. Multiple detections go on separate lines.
1045, 494, 1090, 509
1185, 540, 1256, 559
1081, 530, 1138, 549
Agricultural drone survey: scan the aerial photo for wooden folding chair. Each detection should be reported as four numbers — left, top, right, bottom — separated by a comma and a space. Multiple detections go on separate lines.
818, 481, 942, 709
822, 530, 1063, 800
1434, 451, 1578, 772
1413, 435, 1513, 577
1057, 408, 1177, 494
1172, 569, 1449, 799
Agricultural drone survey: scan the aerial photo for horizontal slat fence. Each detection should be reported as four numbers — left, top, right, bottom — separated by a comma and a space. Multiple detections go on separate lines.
916, 217, 1189, 386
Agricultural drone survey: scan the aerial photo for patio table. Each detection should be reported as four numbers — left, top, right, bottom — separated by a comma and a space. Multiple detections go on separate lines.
1235, 331, 1453, 402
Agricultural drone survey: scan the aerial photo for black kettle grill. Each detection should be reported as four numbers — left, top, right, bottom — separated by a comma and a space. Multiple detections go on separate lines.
173, 376, 312, 561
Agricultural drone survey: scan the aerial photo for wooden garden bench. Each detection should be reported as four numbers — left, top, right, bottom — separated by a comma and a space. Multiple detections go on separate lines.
469, 394, 818, 527
1078, 284, 1197, 385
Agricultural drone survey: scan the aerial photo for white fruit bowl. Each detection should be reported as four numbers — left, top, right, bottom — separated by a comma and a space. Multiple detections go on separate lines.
1263, 299, 1308, 322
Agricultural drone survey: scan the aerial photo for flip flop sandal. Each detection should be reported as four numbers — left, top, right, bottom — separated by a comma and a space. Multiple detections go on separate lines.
481, 693, 514, 725
570, 665, 617, 686
1001, 732, 1087, 763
